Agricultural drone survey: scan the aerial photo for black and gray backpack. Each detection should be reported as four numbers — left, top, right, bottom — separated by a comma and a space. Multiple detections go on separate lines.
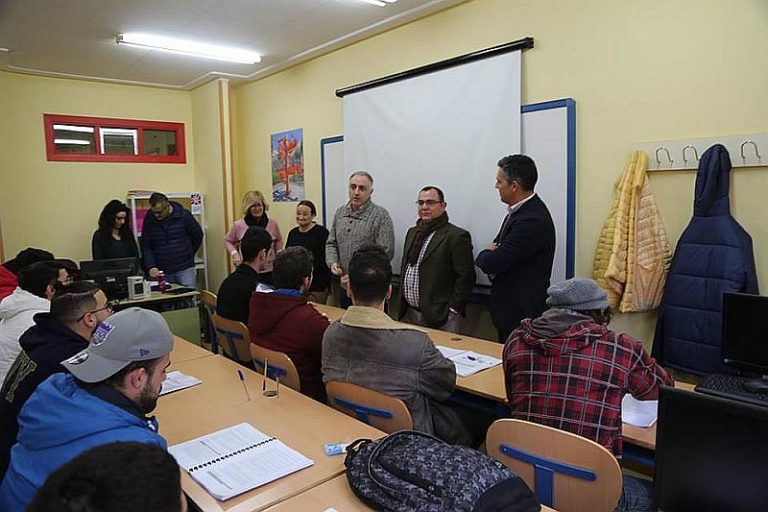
345, 430, 540, 512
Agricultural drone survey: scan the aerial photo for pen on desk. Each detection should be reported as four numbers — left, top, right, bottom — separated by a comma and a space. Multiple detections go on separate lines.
466, 355, 477, 361
237, 370, 251, 401
262, 358, 268, 392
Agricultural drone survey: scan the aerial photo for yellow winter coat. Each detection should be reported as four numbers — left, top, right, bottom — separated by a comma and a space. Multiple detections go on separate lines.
593, 150, 671, 312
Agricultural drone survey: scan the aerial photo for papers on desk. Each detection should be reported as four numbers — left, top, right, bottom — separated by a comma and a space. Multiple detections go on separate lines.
160, 371, 202, 396
436, 346, 502, 378
621, 395, 658, 428
169, 423, 314, 501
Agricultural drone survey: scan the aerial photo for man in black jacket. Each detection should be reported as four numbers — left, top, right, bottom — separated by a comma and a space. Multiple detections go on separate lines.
141, 192, 204, 289
216, 227, 273, 324
475, 155, 556, 342
0, 281, 113, 478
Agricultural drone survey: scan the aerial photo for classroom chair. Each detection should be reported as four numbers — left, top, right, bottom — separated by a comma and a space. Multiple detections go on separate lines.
250, 344, 301, 392
486, 419, 622, 512
325, 381, 413, 434
210, 314, 253, 367
198, 290, 218, 354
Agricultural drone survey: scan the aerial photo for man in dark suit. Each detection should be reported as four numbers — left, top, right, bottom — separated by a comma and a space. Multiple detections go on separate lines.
475, 155, 555, 342
398, 186, 476, 333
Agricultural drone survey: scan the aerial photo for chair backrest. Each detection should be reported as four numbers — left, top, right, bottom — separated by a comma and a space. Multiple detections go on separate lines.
210, 313, 252, 365
486, 419, 622, 512
198, 290, 218, 353
249, 344, 301, 392
325, 381, 413, 434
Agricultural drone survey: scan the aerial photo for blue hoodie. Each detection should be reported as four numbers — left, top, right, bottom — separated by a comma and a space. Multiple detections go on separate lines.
0, 373, 166, 511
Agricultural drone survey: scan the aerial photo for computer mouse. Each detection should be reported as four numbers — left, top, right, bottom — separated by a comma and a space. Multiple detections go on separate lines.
742, 379, 768, 394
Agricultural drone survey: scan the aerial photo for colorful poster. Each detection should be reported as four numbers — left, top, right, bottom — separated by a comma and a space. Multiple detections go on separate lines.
270, 128, 304, 202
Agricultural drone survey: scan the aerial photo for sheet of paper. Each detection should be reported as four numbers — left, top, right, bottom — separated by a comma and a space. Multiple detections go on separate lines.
436, 345, 467, 359
160, 370, 202, 396
450, 351, 502, 377
621, 395, 658, 428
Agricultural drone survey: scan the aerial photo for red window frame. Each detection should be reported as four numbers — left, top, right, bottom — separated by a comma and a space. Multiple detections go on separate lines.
44, 114, 186, 163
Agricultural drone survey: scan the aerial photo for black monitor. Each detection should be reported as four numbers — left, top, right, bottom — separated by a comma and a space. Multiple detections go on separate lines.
654, 386, 768, 512
722, 292, 768, 375
80, 258, 141, 300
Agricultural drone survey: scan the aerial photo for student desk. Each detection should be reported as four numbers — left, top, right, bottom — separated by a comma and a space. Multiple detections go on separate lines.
311, 303, 666, 452
115, 289, 199, 312
264, 474, 558, 512
170, 336, 215, 366
156, 353, 384, 512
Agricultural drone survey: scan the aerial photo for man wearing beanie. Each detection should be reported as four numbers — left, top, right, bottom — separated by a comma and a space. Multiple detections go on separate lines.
0, 307, 174, 511
503, 278, 673, 512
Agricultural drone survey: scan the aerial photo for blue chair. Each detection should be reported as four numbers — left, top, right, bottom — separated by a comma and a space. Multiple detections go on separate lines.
325, 381, 413, 433
486, 419, 622, 512
250, 344, 301, 392
211, 313, 253, 366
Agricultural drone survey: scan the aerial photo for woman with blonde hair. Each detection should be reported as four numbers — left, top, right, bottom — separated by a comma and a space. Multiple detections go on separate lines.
224, 191, 283, 284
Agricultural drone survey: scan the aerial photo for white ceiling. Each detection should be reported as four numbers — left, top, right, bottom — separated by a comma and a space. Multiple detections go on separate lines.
0, 0, 466, 90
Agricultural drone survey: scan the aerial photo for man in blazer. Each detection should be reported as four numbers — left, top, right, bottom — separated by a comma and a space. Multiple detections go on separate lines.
398, 186, 476, 333
475, 155, 556, 342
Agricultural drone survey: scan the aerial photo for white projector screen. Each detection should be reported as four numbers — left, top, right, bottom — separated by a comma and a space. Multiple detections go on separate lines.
320, 99, 576, 291
322, 98, 576, 289
339, 51, 521, 286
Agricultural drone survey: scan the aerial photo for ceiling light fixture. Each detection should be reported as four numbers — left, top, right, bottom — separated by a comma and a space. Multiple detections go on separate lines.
353, 0, 398, 6
116, 33, 261, 65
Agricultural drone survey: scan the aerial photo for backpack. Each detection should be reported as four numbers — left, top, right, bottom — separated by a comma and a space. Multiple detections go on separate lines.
345, 431, 541, 512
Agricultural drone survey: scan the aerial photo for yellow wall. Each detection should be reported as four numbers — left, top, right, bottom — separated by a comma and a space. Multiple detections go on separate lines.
233, 0, 768, 344
0, 71, 196, 263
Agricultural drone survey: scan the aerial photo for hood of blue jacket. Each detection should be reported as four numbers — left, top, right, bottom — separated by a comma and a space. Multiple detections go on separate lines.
694, 144, 731, 217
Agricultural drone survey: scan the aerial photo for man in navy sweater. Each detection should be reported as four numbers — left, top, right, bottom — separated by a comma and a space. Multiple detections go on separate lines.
141, 192, 204, 289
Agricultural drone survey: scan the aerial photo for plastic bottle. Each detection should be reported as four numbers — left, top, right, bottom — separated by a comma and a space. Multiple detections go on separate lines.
157, 271, 166, 292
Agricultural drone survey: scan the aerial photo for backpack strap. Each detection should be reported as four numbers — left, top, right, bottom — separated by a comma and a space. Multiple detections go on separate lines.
366, 430, 445, 494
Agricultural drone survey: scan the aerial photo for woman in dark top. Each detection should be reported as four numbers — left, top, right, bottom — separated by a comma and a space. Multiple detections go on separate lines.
285, 200, 330, 304
91, 200, 139, 260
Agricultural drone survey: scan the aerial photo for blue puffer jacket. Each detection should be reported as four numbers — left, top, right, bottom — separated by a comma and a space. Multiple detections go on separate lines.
652, 144, 758, 375
0, 373, 166, 511
141, 201, 204, 274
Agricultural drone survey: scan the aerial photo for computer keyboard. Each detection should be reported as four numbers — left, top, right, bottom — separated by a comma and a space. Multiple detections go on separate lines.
695, 374, 768, 408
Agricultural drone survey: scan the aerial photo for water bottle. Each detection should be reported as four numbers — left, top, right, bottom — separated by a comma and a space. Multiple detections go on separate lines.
157, 271, 166, 292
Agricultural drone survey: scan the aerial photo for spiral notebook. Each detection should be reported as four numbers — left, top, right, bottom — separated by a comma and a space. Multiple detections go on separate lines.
168, 423, 314, 501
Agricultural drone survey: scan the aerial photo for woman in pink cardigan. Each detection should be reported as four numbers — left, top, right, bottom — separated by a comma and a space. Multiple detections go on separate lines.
224, 190, 283, 285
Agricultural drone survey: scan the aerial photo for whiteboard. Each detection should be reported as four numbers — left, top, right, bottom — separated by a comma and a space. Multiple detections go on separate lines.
321, 98, 575, 288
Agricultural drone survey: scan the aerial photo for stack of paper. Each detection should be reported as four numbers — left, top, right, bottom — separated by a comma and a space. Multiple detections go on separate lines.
436, 346, 502, 377
621, 395, 658, 427
160, 371, 202, 396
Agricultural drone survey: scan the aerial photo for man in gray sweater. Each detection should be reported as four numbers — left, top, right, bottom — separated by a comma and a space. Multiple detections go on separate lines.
325, 171, 394, 308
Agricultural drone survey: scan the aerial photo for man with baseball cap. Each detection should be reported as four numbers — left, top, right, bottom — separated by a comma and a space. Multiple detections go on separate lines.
0, 307, 174, 511
502, 278, 673, 512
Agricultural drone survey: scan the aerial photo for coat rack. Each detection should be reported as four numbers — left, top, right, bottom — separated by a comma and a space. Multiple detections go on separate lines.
636, 133, 767, 171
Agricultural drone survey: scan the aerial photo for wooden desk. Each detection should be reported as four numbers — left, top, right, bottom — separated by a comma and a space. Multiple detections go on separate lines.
170, 336, 215, 366
116, 289, 199, 311
264, 474, 557, 512
156, 354, 384, 512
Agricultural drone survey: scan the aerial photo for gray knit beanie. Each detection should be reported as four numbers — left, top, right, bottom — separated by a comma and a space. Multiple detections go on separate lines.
546, 278, 609, 311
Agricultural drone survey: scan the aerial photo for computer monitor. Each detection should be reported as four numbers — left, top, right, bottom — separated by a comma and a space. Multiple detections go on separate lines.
722, 292, 768, 375
80, 258, 141, 300
654, 386, 768, 512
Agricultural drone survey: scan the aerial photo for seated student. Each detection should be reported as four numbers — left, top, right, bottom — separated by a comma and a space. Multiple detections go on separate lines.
0, 248, 55, 303
0, 281, 113, 479
216, 226, 274, 324
0, 261, 68, 385
322, 245, 471, 445
29, 442, 186, 512
0, 307, 173, 511
249, 247, 330, 402
503, 277, 674, 512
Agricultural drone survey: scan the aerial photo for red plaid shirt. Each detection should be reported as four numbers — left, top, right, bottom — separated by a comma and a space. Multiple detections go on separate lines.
503, 311, 673, 456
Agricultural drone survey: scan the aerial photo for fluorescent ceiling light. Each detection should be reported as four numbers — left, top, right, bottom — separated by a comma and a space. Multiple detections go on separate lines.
116, 33, 261, 65
53, 124, 94, 133
353, 0, 394, 6
54, 138, 91, 145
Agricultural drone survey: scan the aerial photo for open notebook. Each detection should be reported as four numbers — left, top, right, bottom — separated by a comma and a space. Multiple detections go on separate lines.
168, 423, 314, 501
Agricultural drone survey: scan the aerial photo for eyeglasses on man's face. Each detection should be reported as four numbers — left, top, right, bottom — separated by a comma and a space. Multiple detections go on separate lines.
77, 300, 118, 322
415, 200, 442, 207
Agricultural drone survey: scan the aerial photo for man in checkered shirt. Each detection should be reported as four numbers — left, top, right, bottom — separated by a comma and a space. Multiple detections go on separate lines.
503, 277, 673, 512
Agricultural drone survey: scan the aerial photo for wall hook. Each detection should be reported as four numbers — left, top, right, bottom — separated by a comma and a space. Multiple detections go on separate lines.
655, 147, 674, 169
681, 145, 699, 165
740, 140, 762, 163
